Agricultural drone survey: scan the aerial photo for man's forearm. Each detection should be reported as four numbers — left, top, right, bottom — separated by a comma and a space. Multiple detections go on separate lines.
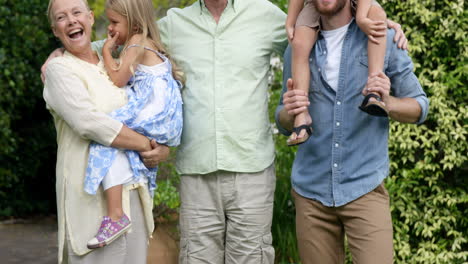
387, 96, 422, 123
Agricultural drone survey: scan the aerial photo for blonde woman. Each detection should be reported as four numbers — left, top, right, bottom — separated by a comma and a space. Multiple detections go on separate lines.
43, 0, 168, 262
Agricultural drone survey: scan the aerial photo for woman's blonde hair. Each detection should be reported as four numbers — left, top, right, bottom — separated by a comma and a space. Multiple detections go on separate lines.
47, 0, 91, 27
106, 0, 184, 84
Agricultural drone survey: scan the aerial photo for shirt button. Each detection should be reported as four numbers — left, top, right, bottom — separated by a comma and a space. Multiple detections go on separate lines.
323, 51, 327, 55
336, 122, 341, 126
318, 68, 321, 72
337, 101, 341, 105
335, 143, 339, 148
334, 163, 338, 168
309, 58, 313, 62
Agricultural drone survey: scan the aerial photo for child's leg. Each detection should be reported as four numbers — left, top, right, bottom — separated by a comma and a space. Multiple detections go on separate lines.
105, 184, 124, 221
367, 5, 387, 100
288, 26, 318, 145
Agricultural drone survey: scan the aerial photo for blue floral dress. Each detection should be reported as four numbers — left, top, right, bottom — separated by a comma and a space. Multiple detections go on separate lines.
84, 47, 183, 196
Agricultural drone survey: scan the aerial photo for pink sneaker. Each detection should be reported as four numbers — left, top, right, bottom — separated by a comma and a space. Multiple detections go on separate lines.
87, 214, 131, 249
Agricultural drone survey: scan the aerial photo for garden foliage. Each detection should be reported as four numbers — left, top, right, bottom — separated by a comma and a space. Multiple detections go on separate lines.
0, 0, 60, 216
1, 0, 466, 263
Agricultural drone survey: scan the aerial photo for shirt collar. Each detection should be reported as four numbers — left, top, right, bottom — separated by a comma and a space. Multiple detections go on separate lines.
198, 0, 236, 15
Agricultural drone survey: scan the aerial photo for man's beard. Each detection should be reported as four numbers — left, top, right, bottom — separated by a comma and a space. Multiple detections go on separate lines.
311, 0, 347, 16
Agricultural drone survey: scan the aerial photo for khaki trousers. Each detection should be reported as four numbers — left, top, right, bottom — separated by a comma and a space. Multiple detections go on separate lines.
292, 184, 393, 264
65, 190, 148, 264
179, 163, 276, 264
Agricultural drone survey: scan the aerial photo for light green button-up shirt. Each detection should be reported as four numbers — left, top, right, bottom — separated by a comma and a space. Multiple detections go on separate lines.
158, 0, 287, 174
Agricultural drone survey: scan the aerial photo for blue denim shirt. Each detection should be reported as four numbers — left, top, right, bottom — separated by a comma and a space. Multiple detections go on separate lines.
275, 20, 429, 207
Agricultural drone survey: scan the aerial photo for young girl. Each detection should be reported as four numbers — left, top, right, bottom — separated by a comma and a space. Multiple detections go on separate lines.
84, 0, 184, 249
286, 0, 388, 146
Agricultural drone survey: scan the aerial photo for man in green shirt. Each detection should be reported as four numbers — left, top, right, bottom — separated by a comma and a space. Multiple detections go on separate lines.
157, 0, 287, 262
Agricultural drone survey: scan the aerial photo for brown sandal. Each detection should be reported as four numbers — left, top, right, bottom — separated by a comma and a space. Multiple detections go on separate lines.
287, 125, 313, 146
359, 94, 389, 117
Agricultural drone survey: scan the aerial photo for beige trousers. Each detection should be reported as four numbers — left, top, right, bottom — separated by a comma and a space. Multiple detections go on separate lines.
293, 183, 393, 264
179, 163, 276, 264
65, 190, 148, 264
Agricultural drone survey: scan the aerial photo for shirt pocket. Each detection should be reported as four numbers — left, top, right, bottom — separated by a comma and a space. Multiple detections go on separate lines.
358, 54, 389, 71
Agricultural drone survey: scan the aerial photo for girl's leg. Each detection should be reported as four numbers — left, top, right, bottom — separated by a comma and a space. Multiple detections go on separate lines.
288, 26, 318, 145
366, 5, 387, 103
105, 184, 124, 221
87, 184, 131, 249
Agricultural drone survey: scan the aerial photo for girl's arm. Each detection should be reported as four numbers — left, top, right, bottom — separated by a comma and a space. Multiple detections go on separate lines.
355, 0, 373, 23
103, 34, 143, 87
355, 0, 387, 44
286, 0, 305, 40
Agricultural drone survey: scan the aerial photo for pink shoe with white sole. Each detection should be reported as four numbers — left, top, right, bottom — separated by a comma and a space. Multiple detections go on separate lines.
87, 214, 131, 249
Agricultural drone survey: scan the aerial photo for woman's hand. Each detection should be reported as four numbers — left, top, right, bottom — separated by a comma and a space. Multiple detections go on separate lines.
140, 140, 170, 168
387, 19, 408, 50
357, 18, 387, 44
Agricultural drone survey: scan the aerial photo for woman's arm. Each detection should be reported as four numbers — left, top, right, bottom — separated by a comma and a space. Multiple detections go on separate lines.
44, 61, 151, 151
111, 125, 152, 152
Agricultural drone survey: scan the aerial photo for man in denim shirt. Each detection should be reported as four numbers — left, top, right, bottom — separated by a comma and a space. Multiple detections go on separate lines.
275, 0, 429, 263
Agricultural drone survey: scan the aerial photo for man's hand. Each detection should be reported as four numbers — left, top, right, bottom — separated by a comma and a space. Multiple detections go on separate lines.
387, 19, 408, 50
363, 71, 391, 103
140, 140, 170, 168
357, 18, 386, 44
41, 48, 65, 83
283, 78, 310, 116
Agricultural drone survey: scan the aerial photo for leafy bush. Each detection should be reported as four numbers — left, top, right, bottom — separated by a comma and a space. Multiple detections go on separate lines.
382, 0, 467, 263
0, 0, 60, 217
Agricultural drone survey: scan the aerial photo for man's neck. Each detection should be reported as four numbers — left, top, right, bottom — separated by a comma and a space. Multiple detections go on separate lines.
320, 2, 353, 31
204, 0, 228, 23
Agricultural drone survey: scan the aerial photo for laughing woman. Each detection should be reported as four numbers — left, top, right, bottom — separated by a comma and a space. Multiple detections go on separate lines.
43, 0, 166, 263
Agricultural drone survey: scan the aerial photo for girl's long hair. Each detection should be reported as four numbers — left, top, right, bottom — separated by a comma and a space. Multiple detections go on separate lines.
106, 0, 184, 84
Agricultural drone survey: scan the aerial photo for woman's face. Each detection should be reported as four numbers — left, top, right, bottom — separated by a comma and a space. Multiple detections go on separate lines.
106, 9, 129, 46
51, 0, 94, 56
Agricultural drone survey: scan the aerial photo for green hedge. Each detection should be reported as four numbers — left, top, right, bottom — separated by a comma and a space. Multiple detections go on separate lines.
1, 0, 466, 263
269, 0, 467, 263
0, 0, 60, 216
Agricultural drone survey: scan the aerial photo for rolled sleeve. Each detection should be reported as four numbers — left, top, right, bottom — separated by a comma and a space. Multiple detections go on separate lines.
386, 30, 429, 124
275, 45, 293, 136
44, 61, 123, 146
268, 4, 288, 55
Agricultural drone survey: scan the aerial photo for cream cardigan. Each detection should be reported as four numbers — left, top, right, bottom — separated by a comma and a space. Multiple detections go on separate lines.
43, 51, 154, 263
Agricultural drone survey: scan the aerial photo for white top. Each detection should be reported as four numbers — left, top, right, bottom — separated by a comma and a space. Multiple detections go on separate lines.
321, 20, 352, 91
43, 51, 154, 263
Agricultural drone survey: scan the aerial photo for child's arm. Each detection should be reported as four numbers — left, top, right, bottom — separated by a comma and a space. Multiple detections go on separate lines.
286, 0, 305, 41
355, 0, 386, 44
103, 34, 142, 87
